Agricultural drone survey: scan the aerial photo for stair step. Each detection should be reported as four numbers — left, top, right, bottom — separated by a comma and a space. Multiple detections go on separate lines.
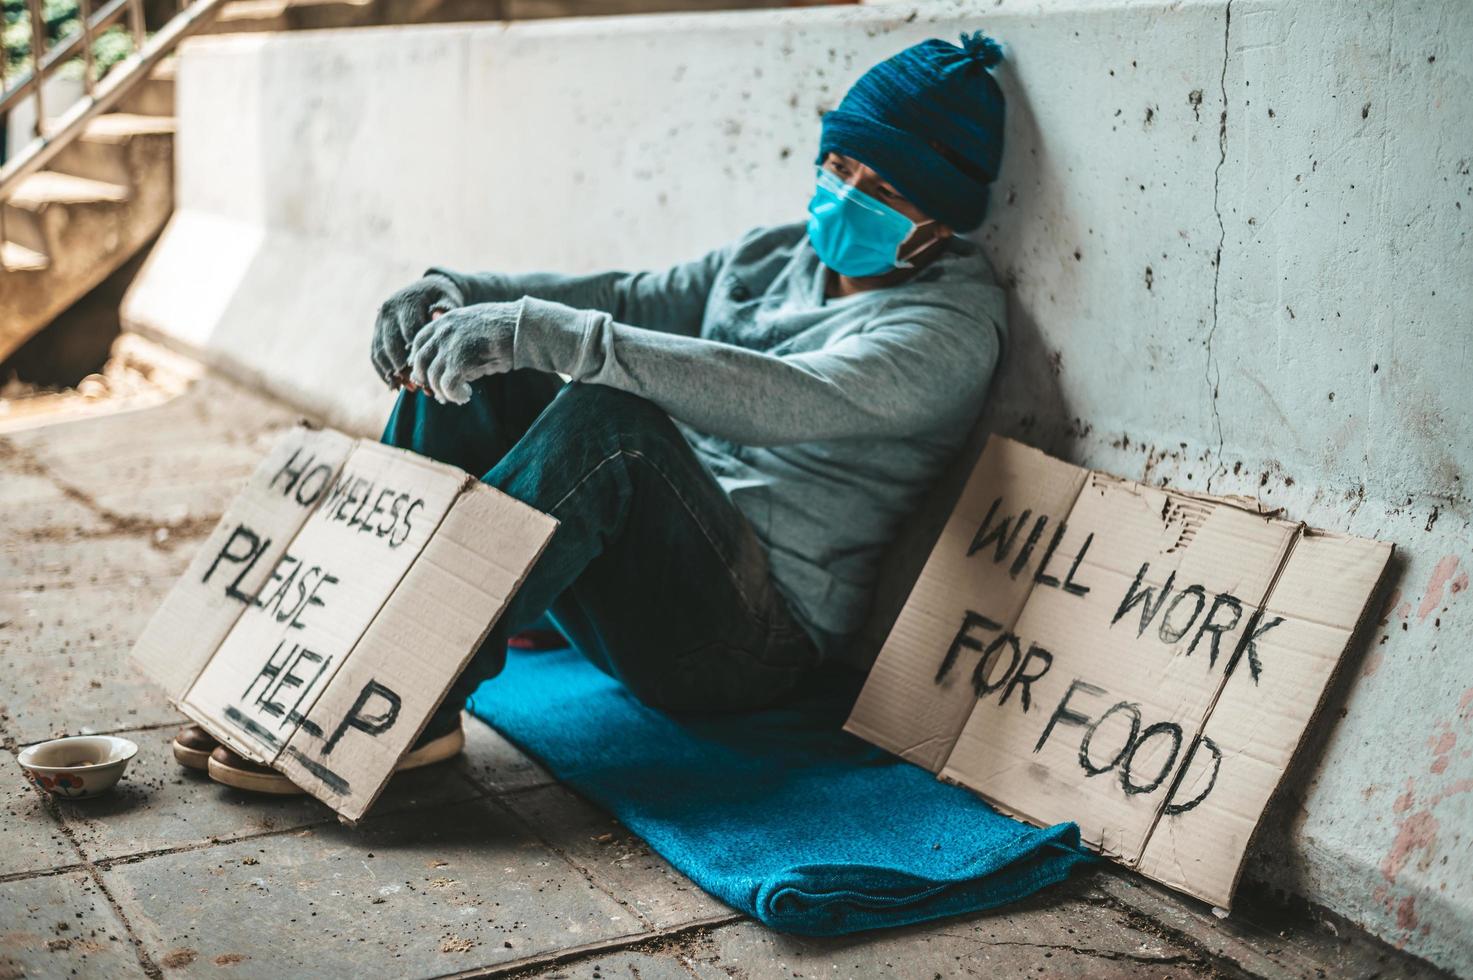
215, 0, 373, 18
48, 113, 176, 185
7, 171, 130, 209
4, 172, 130, 254
83, 112, 177, 142
216, 0, 291, 17
1, 240, 49, 272
118, 75, 174, 117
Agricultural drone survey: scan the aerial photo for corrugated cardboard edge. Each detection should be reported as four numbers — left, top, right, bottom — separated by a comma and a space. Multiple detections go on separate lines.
1163, 532, 1397, 908
174, 439, 473, 769
1128, 520, 1305, 905
293, 482, 560, 825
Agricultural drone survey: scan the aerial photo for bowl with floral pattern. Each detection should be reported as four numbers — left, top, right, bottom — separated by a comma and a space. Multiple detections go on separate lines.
18, 735, 139, 799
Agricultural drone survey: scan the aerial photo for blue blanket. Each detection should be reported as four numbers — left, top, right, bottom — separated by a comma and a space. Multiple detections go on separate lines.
467, 646, 1096, 935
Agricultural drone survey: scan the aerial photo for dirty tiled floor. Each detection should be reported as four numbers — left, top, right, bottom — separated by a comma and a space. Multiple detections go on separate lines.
0, 368, 1453, 979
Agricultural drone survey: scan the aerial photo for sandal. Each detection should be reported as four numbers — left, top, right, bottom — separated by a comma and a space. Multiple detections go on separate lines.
171, 724, 218, 771
173, 717, 466, 795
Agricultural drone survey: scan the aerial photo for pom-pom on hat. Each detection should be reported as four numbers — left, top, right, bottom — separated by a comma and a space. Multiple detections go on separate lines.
816, 31, 1006, 232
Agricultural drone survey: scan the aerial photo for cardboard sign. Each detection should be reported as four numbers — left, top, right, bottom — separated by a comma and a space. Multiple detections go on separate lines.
129, 425, 557, 822
845, 436, 1391, 908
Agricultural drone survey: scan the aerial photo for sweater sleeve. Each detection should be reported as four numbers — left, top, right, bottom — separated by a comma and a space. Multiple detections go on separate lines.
509, 296, 1001, 447
425, 239, 733, 338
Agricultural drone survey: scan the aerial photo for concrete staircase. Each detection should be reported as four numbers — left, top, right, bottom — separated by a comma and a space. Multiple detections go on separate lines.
0, 62, 178, 366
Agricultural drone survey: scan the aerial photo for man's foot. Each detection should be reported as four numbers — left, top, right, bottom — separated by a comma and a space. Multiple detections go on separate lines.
172, 724, 219, 771
206, 746, 306, 795
202, 715, 467, 795
399, 709, 465, 769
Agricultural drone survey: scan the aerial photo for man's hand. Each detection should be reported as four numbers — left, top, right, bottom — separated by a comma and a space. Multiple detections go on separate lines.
407, 301, 520, 405
371, 273, 465, 386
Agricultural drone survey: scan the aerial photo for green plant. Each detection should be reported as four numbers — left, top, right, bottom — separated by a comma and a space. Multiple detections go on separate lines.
3, 0, 139, 84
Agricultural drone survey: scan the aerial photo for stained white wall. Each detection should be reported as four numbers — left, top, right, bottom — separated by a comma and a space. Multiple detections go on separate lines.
122, 1, 1473, 971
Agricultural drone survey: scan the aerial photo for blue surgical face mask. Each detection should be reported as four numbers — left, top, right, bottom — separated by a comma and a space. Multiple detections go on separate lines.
806, 166, 935, 278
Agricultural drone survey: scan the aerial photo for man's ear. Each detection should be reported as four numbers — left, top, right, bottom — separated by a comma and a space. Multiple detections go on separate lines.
903, 222, 954, 268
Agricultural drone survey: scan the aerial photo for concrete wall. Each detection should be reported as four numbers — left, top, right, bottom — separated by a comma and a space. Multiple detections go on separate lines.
122, 1, 1473, 971
6, 75, 85, 154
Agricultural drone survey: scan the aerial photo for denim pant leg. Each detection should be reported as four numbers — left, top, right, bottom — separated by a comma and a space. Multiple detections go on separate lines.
381, 367, 565, 477
381, 376, 821, 717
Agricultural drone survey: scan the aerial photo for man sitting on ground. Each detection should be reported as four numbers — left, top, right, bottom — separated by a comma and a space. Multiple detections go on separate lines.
179, 31, 1012, 792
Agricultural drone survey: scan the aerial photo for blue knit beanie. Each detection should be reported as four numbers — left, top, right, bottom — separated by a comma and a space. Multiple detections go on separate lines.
816, 32, 1006, 232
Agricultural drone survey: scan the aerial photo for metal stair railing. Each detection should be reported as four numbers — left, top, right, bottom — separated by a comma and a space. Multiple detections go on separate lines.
0, 0, 228, 268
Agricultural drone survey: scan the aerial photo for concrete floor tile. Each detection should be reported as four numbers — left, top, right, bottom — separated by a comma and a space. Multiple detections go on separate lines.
1, 517, 206, 589
1, 377, 302, 526
0, 764, 79, 878
1092, 872, 1452, 980
0, 870, 146, 978
2, 469, 115, 539
0, 529, 191, 587
104, 797, 644, 979
509, 889, 1227, 980
503, 784, 731, 931
1, 536, 190, 742
0, 609, 182, 744
0, 377, 303, 747
0, 653, 180, 749
517, 948, 707, 979
459, 713, 556, 794
673, 894, 1216, 980
57, 725, 485, 862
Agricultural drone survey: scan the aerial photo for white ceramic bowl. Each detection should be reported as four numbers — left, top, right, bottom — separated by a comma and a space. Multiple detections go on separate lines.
17, 735, 139, 799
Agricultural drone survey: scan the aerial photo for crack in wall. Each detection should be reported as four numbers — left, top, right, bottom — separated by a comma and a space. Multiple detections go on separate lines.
1204, 0, 1233, 492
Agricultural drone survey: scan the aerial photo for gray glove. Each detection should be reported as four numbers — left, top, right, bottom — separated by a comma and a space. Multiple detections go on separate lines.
371, 273, 465, 386
407, 301, 521, 405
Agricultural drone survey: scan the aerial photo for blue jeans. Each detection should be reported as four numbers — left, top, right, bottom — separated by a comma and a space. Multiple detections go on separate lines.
381, 371, 822, 725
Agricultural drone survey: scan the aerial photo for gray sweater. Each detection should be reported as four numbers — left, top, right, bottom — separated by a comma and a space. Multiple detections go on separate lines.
430, 221, 1006, 661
